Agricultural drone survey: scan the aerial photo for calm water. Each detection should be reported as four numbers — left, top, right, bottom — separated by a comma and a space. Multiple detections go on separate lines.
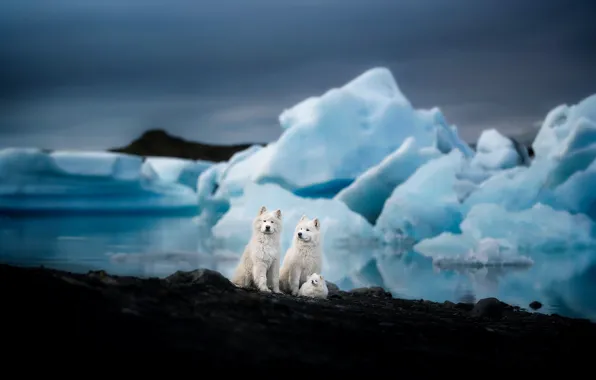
1, 214, 595, 321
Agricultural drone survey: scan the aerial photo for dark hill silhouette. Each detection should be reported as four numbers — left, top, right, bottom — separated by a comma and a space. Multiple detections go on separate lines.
111, 129, 264, 162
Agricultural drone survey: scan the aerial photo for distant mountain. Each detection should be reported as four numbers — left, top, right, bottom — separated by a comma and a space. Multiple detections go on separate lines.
111, 129, 264, 162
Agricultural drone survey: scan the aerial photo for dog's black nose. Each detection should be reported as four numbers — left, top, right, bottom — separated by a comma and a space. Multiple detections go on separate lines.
298, 232, 302, 237
265, 225, 270, 230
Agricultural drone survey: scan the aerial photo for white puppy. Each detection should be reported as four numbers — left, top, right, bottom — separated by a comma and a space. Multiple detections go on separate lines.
279, 215, 323, 296
298, 273, 328, 299
231, 206, 283, 293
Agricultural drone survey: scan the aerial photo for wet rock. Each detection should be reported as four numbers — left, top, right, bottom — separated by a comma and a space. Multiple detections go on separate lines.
530, 301, 543, 310
455, 302, 475, 312
325, 280, 340, 294
471, 297, 507, 319
348, 286, 392, 298
165, 268, 234, 290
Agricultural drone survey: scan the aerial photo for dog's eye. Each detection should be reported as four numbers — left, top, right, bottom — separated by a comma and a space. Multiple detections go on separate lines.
271, 221, 274, 223
306, 229, 310, 232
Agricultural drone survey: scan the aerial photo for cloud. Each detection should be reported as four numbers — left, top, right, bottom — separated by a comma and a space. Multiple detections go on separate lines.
0, 0, 595, 148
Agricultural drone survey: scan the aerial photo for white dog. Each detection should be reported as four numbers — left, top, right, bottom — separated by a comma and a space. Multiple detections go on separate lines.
279, 215, 323, 296
298, 273, 328, 299
231, 206, 283, 293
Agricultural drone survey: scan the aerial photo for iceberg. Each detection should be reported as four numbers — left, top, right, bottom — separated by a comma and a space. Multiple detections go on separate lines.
0, 148, 197, 214
461, 159, 554, 213
195, 162, 229, 225
456, 128, 528, 186
455, 95, 596, 216
535, 96, 596, 219
335, 137, 442, 224
531, 94, 596, 185
374, 150, 468, 243
414, 203, 596, 266
211, 182, 381, 279
216, 68, 472, 199
369, 93, 596, 246
552, 157, 596, 217
212, 144, 265, 199
532, 94, 596, 160
144, 156, 212, 190
470, 128, 524, 171
194, 144, 265, 225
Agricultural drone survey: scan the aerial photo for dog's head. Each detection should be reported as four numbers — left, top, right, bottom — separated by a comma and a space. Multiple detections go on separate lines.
294, 215, 320, 244
308, 273, 324, 287
253, 206, 282, 235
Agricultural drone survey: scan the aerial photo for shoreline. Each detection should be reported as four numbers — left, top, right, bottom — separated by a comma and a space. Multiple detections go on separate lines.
3, 263, 595, 370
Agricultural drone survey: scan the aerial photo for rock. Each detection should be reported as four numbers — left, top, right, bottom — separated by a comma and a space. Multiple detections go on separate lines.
471, 297, 507, 319
165, 268, 234, 290
325, 280, 340, 293
348, 286, 392, 298
455, 302, 475, 311
529, 301, 543, 310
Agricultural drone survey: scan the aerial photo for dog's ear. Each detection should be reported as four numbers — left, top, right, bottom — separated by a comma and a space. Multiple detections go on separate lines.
313, 218, 320, 229
274, 209, 282, 219
299, 214, 308, 222
319, 274, 324, 280
258, 206, 267, 215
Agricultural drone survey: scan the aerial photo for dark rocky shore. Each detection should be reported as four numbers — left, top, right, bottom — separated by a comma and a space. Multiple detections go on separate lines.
2, 263, 594, 371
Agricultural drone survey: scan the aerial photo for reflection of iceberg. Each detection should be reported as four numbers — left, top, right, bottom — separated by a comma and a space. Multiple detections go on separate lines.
0, 215, 228, 278
429, 238, 534, 269
107, 250, 238, 278
0, 149, 197, 214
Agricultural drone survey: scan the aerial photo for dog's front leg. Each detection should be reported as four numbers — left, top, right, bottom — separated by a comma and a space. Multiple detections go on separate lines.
253, 261, 271, 292
268, 258, 282, 293
289, 266, 302, 296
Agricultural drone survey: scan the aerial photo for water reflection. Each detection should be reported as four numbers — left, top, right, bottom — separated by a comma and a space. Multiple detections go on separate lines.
336, 247, 596, 321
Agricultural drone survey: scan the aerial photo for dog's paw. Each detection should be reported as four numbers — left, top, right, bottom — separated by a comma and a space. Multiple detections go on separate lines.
259, 287, 272, 293
273, 289, 282, 294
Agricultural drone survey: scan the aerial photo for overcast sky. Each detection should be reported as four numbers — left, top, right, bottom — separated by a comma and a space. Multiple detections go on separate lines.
1, 0, 595, 150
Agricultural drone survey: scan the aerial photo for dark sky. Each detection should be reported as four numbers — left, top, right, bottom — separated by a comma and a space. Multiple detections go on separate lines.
1, 0, 596, 150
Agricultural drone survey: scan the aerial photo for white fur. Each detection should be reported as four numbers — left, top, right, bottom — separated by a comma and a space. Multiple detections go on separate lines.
279, 215, 323, 296
298, 273, 328, 299
231, 206, 283, 293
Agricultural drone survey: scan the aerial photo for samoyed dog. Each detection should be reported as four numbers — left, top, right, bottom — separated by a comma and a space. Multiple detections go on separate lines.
298, 273, 328, 299
279, 215, 323, 295
231, 206, 283, 293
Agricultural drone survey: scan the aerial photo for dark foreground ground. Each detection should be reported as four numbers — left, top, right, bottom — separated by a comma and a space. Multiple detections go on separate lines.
2, 263, 594, 372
